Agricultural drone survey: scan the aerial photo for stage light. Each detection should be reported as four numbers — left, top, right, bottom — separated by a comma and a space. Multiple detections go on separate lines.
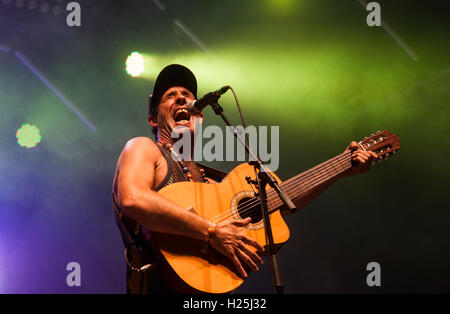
40, 2, 49, 13
15, 0, 24, 8
27, 0, 37, 10
51, 4, 61, 15
125, 52, 144, 77
16, 124, 42, 148
1, 0, 65, 14
265, 0, 299, 16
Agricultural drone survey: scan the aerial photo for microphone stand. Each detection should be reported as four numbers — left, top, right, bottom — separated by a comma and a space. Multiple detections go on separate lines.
209, 101, 296, 294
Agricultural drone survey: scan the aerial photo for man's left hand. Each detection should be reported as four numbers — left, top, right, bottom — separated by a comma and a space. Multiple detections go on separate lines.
342, 141, 378, 177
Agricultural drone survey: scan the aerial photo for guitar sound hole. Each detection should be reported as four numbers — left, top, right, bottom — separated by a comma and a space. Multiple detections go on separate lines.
237, 197, 263, 224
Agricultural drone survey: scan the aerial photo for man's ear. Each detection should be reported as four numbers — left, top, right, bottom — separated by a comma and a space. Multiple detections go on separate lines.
148, 114, 158, 128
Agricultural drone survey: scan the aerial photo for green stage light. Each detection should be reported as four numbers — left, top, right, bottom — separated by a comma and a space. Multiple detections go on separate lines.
265, 0, 299, 16
125, 52, 144, 77
16, 124, 41, 148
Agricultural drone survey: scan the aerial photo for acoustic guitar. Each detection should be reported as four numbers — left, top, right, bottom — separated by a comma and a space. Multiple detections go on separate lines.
146, 130, 400, 293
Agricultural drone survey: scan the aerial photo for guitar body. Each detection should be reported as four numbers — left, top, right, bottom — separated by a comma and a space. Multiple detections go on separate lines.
148, 163, 290, 294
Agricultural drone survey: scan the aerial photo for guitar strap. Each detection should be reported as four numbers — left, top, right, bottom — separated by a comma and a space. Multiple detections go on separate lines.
112, 193, 156, 273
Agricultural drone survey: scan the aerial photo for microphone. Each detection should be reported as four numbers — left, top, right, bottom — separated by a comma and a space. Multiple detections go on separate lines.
187, 86, 230, 115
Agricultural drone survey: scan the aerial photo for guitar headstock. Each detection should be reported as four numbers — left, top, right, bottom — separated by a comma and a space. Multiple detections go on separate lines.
358, 130, 400, 162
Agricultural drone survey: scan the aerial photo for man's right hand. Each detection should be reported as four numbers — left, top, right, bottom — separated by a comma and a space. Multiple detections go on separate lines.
209, 217, 265, 279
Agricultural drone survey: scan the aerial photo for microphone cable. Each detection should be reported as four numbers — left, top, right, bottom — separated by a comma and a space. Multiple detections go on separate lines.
228, 86, 249, 147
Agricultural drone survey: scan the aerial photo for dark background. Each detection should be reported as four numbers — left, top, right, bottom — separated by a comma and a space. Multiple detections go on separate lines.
0, 0, 449, 293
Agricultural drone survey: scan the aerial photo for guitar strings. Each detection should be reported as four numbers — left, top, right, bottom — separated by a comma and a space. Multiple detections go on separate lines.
209, 151, 352, 224
212, 159, 349, 225
233, 151, 349, 215
231, 154, 351, 224
206, 150, 348, 223
237, 153, 351, 222
210, 151, 351, 224
231, 143, 393, 235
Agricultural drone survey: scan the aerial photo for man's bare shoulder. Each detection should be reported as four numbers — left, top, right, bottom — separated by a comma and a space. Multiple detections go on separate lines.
123, 136, 158, 150
125, 136, 157, 148
121, 137, 162, 163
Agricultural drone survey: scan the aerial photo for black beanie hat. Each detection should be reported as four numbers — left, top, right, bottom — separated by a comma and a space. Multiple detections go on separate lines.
148, 64, 197, 116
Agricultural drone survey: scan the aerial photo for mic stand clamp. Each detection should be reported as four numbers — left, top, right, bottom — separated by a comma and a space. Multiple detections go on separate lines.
210, 101, 296, 294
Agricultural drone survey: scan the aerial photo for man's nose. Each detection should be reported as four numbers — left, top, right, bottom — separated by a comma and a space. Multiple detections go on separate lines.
175, 95, 187, 106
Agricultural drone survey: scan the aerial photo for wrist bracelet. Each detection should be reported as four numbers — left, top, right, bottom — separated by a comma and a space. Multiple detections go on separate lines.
201, 221, 216, 254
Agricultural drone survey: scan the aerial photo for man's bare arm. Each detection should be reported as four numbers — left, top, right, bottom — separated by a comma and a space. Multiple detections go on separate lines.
116, 137, 210, 240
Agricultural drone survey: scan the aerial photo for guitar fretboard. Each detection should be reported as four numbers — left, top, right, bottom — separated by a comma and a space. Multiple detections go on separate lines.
266, 151, 352, 213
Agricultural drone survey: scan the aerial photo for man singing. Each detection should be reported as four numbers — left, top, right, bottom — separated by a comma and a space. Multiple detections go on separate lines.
112, 64, 377, 294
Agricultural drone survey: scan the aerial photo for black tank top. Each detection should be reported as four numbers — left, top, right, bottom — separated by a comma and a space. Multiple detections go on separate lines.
112, 145, 227, 294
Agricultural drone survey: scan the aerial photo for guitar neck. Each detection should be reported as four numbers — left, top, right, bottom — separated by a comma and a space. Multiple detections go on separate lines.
267, 151, 352, 214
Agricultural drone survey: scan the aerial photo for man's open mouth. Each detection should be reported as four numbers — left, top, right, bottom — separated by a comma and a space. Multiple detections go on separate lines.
173, 108, 191, 124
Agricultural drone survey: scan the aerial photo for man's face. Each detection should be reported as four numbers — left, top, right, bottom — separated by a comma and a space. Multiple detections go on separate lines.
151, 86, 201, 136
